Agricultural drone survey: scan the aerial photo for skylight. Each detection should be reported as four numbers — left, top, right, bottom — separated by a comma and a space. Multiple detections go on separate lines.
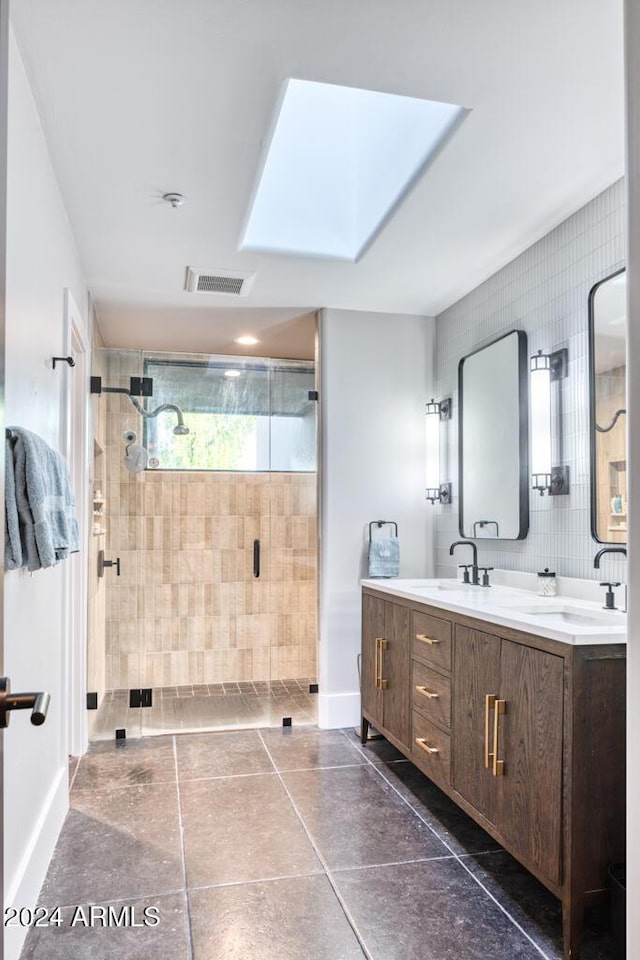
241, 79, 466, 261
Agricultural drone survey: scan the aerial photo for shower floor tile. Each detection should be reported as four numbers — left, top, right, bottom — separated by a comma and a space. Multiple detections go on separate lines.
90, 679, 317, 741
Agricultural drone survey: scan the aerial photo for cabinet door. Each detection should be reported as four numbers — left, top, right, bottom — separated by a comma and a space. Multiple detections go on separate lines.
496, 639, 564, 886
361, 593, 384, 726
452, 626, 501, 824
382, 601, 411, 748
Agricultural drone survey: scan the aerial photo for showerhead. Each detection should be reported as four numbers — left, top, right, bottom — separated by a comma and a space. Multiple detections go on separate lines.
128, 395, 189, 435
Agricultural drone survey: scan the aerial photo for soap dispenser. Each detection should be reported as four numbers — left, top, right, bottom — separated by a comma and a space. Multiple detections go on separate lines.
537, 568, 557, 597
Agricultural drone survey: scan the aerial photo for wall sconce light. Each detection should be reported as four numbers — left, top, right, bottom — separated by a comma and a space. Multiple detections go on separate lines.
425, 397, 451, 504
530, 348, 569, 496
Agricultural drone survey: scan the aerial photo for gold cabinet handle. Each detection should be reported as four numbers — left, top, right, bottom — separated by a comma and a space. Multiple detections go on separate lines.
415, 634, 441, 645
492, 699, 506, 776
415, 737, 439, 755
374, 638, 382, 689
484, 694, 496, 768
415, 685, 439, 700
379, 639, 388, 690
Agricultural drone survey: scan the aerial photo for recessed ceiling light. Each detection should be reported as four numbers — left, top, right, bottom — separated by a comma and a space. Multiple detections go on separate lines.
224, 369, 242, 378
235, 335, 260, 345
241, 79, 467, 261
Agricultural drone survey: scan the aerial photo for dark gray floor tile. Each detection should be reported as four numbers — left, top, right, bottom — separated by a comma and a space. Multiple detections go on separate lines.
466, 851, 615, 960
72, 736, 176, 791
376, 760, 501, 855
180, 774, 321, 887
20, 893, 189, 960
260, 728, 365, 771
282, 765, 450, 870
175, 730, 273, 780
38, 784, 183, 906
190, 875, 364, 960
342, 728, 406, 763
333, 859, 543, 959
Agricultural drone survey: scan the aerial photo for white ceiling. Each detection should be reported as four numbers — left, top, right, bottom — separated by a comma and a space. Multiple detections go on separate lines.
12, 0, 624, 353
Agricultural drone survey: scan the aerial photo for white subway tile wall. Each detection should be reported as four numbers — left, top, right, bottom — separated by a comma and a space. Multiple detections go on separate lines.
434, 179, 626, 584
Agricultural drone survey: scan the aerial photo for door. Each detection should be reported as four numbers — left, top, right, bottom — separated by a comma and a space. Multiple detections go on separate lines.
452, 626, 501, 824
0, 4, 7, 955
496, 639, 564, 885
62, 293, 90, 757
361, 593, 384, 726
382, 601, 410, 747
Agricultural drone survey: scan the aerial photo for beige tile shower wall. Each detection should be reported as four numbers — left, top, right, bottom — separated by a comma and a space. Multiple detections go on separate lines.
102, 365, 317, 689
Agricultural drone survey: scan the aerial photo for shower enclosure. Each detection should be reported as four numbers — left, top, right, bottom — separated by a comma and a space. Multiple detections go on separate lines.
87, 348, 318, 740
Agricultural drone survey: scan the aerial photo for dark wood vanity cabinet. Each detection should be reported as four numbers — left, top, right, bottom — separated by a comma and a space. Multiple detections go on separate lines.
361, 587, 626, 960
453, 626, 564, 886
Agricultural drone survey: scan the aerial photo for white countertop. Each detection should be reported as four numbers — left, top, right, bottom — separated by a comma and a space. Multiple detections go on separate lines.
361, 575, 627, 646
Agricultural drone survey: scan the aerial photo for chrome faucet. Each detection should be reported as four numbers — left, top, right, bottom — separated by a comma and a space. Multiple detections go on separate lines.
450, 540, 480, 585
593, 546, 627, 611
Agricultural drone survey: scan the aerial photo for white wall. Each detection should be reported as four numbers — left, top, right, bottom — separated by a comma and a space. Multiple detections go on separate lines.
4, 29, 88, 960
318, 309, 434, 728
625, 1, 639, 953
434, 180, 626, 584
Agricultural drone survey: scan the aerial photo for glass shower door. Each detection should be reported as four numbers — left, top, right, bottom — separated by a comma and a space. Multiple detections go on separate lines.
88, 347, 144, 740
88, 349, 318, 738
268, 361, 318, 726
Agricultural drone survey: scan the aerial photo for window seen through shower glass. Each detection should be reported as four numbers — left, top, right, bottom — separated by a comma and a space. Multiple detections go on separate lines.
143, 355, 316, 472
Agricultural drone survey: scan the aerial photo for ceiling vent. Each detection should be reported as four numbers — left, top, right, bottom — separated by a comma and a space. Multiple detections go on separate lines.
185, 267, 256, 297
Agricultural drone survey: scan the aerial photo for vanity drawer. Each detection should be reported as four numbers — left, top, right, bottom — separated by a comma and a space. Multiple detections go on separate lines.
412, 660, 451, 730
411, 710, 450, 785
412, 611, 452, 671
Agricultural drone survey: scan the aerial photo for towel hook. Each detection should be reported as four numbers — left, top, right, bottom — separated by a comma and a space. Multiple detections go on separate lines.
52, 356, 75, 369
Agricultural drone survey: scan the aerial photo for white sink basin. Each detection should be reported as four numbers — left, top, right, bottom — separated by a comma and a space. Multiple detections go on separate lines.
389, 579, 504, 594
410, 581, 476, 592
504, 605, 625, 627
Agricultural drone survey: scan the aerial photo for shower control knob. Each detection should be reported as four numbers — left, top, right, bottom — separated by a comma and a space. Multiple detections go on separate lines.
98, 550, 121, 577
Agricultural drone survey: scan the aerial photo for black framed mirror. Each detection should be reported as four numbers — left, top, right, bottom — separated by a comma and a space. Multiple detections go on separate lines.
458, 329, 529, 540
589, 268, 627, 544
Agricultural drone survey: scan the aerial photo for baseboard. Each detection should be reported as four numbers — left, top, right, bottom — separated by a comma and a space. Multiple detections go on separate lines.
5, 765, 69, 960
318, 691, 360, 729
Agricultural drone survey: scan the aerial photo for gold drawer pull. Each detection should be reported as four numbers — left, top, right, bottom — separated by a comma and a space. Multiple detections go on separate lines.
415, 685, 439, 700
484, 694, 496, 768
415, 737, 439, 755
375, 638, 388, 690
416, 634, 441, 645
493, 698, 507, 776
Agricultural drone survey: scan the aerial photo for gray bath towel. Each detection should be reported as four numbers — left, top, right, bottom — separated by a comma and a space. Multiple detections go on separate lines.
5, 427, 79, 571
5, 435, 22, 569
368, 537, 400, 578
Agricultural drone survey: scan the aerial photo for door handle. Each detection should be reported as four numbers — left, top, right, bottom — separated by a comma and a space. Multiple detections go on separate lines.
98, 550, 120, 577
253, 539, 260, 578
379, 639, 388, 690
484, 694, 496, 768
493, 699, 507, 776
0, 677, 50, 728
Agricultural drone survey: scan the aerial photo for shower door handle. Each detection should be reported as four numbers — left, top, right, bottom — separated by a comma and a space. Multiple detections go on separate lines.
253, 539, 260, 578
